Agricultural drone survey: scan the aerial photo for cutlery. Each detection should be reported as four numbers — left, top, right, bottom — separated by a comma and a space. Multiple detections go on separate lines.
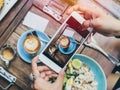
27, 31, 49, 43
84, 34, 120, 66
40, 38, 49, 43
70, 40, 81, 45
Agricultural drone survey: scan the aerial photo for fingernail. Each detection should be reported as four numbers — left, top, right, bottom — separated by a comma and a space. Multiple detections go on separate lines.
67, 8, 72, 15
82, 28, 86, 31
61, 69, 65, 75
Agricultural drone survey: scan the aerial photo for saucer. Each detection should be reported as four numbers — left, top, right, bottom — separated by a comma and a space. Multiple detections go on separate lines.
58, 37, 76, 54
17, 30, 50, 63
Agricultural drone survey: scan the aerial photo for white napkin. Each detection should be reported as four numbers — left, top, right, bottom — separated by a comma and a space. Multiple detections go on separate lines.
22, 11, 49, 32
63, 29, 74, 37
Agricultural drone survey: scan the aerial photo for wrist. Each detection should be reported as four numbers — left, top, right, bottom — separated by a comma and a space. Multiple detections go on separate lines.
113, 20, 120, 36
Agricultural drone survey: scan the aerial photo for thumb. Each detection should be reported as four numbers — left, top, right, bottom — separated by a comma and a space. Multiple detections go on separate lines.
55, 69, 65, 87
82, 20, 91, 29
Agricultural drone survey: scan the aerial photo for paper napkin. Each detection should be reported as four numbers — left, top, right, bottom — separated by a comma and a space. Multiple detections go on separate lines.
23, 11, 49, 32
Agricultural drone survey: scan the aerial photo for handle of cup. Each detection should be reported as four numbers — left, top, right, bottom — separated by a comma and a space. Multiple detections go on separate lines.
5, 61, 10, 68
2, 44, 10, 48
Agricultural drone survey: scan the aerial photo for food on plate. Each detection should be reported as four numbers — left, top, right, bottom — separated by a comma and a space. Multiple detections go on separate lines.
0, 0, 4, 10
63, 59, 98, 90
72, 59, 82, 69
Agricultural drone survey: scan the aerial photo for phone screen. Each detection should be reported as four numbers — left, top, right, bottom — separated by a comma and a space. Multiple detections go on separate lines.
43, 15, 90, 68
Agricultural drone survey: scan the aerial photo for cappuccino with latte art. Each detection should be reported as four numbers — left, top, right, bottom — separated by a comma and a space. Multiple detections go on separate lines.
23, 35, 41, 54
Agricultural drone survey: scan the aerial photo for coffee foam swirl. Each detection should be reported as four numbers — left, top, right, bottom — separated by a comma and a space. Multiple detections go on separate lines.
59, 36, 70, 48
24, 35, 41, 54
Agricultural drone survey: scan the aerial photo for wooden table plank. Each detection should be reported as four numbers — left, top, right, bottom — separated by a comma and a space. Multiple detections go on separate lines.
0, 0, 33, 48
0, 0, 27, 36
9, 85, 23, 90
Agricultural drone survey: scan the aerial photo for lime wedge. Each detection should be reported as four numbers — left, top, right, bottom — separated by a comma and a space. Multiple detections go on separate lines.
72, 59, 82, 69
67, 77, 73, 86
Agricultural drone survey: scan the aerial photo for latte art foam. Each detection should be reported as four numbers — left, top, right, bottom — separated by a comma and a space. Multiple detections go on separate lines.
59, 36, 70, 48
23, 35, 41, 54
24, 39, 38, 50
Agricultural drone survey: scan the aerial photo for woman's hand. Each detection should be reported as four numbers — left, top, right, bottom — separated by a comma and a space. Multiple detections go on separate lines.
67, 4, 120, 36
32, 56, 65, 90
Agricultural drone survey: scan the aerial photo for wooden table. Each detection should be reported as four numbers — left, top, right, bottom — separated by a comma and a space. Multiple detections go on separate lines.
0, 0, 120, 90
0, 0, 33, 48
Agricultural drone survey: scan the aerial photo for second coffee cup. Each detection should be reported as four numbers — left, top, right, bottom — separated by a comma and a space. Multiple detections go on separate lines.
59, 36, 70, 51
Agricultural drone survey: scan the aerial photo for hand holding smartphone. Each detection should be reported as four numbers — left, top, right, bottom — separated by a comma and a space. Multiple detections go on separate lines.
39, 12, 93, 73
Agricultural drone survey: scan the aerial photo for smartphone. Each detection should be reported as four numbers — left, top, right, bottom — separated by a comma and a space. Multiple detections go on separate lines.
39, 12, 93, 73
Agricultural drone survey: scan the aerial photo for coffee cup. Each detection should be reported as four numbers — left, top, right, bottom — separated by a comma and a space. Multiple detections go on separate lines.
23, 35, 41, 55
49, 45, 57, 55
59, 36, 70, 51
0, 44, 16, 67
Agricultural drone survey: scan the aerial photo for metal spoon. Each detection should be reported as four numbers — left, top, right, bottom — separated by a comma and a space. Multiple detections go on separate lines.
27, 31, 49, 43
70, 40, 81, 45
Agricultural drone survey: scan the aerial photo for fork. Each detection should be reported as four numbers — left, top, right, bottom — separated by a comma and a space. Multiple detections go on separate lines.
84, 34, 120, 66
27, 31, 49, 43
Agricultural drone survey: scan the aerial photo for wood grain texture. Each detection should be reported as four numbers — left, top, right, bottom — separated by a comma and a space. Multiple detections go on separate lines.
0, 0, 27, 36
0, 0, 33, 48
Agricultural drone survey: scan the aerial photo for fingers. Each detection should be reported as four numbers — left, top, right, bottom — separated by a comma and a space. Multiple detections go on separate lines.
37, 66, 51, 72
40, 68, 58, 79
56, 69, 65, 82
67, 4, 101, 19
82, 19, 94, 30
67, 4, 90, 14
67, 5, 81, 15
47, 73, 58, 78
82, 20, 91, 29
55, 69, 65, 88
44, 73, 58, 81
40, 72, 46, 79
32, 56, 40, 75
31, 83, 34, 90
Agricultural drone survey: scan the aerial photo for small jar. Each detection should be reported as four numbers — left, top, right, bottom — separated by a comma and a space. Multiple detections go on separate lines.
0, 44, 16, 67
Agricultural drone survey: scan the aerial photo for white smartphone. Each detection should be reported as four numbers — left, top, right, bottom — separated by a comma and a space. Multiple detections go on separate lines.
39, 12, 93, 73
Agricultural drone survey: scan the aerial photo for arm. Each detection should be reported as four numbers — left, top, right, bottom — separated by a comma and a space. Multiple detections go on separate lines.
67, 4, 120, 36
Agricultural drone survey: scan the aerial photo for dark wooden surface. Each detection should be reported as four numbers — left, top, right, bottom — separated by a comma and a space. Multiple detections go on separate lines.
0, 0, 33, 48
0, 0, 120, 90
